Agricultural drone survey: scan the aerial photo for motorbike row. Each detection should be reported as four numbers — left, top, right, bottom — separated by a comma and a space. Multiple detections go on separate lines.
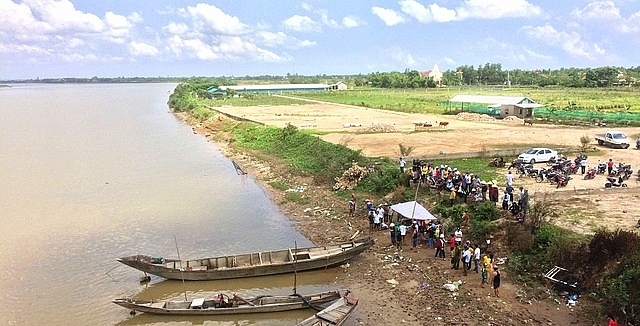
506, 154, 637, 189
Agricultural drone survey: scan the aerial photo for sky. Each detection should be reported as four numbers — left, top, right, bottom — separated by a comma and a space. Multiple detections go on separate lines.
1, 0, 639, 79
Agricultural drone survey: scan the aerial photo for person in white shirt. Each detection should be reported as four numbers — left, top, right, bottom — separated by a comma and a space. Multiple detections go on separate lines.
399, 158, 406, 173
473, 245, 481, 273
454, 227, 463, 245
373, 210, 381, 231
462, 248, 472, 276
399, 223, 407, 243
506, 171, 514, 186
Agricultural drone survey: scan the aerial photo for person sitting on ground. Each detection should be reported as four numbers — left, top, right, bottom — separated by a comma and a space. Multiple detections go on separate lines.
510, 202, 521, 217
516, 211, 525, 223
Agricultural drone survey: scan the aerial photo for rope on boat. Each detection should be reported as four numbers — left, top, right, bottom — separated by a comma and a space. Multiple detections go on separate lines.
232, 160, 246, 175
292, 293, 324, 312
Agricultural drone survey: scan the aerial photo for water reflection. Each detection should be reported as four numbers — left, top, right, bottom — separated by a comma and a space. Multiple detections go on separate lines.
115, 310, 309, 326
113, 270, 342, 326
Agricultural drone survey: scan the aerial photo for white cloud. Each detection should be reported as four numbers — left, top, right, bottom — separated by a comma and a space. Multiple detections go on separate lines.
283, 15, 320, 32
0, 43, 51, 55
457, 0, 542, 19
318, 9, 340, 28
522, 48, 553, 60
187, 3, 247, 35
388, 47, 416, 66
129, 41, 159, 56
399, 0, 434, 23
256, 31, 316, 49
571, 1, 640, 33
299, 39, 317, 47
621, 11, 640, 33
393, 0, 541, 25
342, 16, 365, 28
571, 1, 620, 20
443, 57, 456, 65
103, 12, 135, 43
213, 36, 284, 62
429, 3, 459, 22
371, 7, 405, 26
24, 0, 105, 33
522, 24, 602, 59
168, 35, 218, 60
163, 22, 190, 35
300, 2, 313, 11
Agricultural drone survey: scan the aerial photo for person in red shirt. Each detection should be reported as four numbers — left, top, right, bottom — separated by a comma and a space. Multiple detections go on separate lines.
607, 315, 617, 326
449, 235, 455, 254
462, 211, 470, 224
607, 158, 614, 175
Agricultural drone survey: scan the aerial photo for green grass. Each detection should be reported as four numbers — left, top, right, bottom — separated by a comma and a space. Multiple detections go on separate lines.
268, 180, 289, 191
284, 191, 310, 204
203, 93, 310, 107
292, 86, 640, 117
425, 157, 504, 183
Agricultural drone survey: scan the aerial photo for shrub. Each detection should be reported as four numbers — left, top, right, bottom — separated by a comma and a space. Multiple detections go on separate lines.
470, 201, 500, 222
533, 224, 560, 250
580, 134, 591, 150
600, 252, 640, 324
469, 219, 495, 243
355, 164, 403, 196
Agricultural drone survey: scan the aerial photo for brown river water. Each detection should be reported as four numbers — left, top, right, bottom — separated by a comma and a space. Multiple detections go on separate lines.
0, 84, 337, 325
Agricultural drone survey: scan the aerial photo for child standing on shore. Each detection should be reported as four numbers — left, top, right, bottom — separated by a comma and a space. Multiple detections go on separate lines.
481, 263, 488, 288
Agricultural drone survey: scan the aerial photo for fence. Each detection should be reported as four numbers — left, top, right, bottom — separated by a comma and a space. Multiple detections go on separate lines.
441, 102, 640, 126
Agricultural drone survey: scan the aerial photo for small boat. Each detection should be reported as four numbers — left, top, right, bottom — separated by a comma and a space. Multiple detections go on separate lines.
296, 292, 358, 326
118, 237, 373, 281
113, 290, 342, 316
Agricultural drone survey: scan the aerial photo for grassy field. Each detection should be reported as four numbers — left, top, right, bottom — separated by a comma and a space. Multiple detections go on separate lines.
294, 86, 640, 115
203, 93, 310, 107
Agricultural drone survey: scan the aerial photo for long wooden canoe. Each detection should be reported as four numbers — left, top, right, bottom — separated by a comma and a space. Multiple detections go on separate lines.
118, 237, 373, 281
113, 290, 342, 316
296, 293, 358, 326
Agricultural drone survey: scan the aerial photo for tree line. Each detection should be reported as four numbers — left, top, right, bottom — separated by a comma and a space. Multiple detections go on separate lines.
350, 64, 640, 89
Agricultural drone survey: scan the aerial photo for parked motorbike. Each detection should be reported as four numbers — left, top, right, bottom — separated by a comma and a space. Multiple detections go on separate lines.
556, 174, 571, 188
583, 167, 597, 180
535, 168, 550, 183
546, 154, 566, 166
489, 157, 505, 167
597, 162, 607, 174
508, 159, 523, 170
517, 163, 535, 177
605, 176, 628, 188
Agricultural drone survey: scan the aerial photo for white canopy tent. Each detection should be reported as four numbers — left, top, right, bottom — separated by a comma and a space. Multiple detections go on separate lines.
389, 201, 437, 221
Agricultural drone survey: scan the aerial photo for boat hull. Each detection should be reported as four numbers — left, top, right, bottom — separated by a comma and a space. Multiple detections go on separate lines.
118, 238, 373, 281
113, 290, 342, 316
295, 293, 358, 326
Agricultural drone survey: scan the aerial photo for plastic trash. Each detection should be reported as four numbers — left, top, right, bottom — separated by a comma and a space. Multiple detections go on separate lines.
443, 283, 458, 291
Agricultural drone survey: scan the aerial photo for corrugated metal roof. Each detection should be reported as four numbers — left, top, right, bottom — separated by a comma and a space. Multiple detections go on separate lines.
449, 95, 537, 105
220, 84, 330, 91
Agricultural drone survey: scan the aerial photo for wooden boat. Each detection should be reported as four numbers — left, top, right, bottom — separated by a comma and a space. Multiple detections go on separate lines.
113, 290, 342, 316
118, 237, 373, 281
296, 292, 358, 326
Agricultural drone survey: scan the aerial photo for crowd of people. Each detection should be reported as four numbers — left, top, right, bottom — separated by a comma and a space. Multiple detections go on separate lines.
431, 221, 502, 296
349, 158, 526, 298
399, 158, 530, 222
